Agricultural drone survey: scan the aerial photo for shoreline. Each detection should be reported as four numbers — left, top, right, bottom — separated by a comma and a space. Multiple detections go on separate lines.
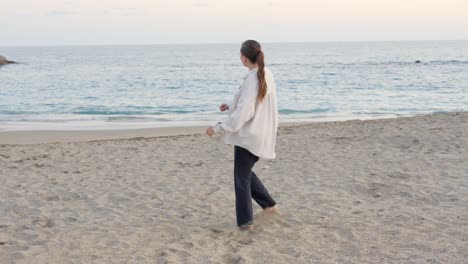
0, 113, 401, 132
0, 112, 462, 145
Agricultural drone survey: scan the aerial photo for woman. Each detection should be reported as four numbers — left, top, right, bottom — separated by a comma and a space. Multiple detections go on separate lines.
205, 40, 279, 231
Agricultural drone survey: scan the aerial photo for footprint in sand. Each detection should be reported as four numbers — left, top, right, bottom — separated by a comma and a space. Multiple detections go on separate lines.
387, 171, 411, 180
180, 241, 195, 249
253, 211, 292, 229
45, 195, 60, 201
224, 253, 247, 264
32, 217, 55, 228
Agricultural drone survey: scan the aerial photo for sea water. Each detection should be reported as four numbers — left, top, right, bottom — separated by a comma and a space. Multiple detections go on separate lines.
1, 41, 467, 130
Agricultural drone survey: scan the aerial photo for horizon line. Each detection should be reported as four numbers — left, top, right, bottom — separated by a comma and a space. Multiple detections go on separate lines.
1, 39, 467, 48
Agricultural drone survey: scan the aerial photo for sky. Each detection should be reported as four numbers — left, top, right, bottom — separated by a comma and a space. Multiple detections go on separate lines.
1, 0, 468, 46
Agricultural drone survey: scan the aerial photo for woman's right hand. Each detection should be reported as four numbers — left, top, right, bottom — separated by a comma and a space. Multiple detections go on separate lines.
219, 103, 229, 112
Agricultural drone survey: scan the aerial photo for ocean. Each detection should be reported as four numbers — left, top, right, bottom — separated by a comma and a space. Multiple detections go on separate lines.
1, 41, 467, 131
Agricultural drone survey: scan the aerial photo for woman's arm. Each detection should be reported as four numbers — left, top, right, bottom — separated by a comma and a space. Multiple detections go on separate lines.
216, 76, 258, 133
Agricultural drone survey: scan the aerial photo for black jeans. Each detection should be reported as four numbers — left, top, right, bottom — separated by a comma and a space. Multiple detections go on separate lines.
234, 145, 277, 227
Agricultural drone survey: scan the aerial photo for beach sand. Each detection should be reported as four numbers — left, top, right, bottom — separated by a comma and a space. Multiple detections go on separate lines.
0, 112, 467, 263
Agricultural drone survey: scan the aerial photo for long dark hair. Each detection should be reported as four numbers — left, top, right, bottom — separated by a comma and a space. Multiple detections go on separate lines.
240, 40, 267, 103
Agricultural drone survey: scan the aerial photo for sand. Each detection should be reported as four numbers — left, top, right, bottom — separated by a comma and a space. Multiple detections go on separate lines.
0, 126, 209, 145
0, 112, 467, 263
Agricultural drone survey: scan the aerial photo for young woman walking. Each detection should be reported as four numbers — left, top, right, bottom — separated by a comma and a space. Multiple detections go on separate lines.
206, 40, 279, 231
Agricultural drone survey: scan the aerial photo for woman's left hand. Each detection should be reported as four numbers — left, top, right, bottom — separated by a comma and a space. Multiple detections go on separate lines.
206, 126, 215, 137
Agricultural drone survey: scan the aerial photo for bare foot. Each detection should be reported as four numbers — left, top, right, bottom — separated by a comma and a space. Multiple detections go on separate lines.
239, 224, 255, 231
263, 204, 279, 214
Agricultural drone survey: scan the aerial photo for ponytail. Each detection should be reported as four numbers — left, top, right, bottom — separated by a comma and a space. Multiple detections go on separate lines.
256, 51, 267, 103
240, 40, 268, 103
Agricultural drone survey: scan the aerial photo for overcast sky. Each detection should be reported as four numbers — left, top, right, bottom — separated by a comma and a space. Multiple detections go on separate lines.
1, 0, 468, 46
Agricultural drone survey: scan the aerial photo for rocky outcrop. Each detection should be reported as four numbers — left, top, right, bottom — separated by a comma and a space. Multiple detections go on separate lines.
0, 55, 7, 65
0, 55, 17, 66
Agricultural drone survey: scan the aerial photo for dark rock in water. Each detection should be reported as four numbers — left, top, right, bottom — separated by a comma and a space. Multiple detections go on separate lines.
0, 55, 7, 65
414, 60, 421, 63
0, 55, 17, 66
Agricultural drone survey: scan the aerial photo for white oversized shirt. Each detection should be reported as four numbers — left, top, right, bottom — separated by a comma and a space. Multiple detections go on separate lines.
213, 67, 279, 159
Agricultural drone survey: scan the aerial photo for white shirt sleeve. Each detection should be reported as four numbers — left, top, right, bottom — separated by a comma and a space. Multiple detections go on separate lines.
218, 75, 258, 133
212, 122, 223, 133
226, 87, 240, 114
